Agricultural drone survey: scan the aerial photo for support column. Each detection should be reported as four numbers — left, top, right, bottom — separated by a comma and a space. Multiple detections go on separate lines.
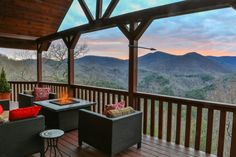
118, 20, 153, 108
62, 33, 80, 97
37, 44, 43, 87
128, 39, 138, 108
68, 48, 74, 97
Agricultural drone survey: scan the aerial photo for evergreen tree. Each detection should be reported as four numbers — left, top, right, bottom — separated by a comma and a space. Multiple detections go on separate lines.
0, 68, 11, 93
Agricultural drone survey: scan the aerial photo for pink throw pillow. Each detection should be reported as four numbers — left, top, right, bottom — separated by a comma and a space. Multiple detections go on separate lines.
34, 87, 50, 101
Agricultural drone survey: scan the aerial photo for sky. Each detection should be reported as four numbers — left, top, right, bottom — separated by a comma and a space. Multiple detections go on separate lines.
1, 0, 236, 59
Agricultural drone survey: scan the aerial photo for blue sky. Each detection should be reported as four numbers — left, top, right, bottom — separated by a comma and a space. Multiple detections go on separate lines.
1, 0, 236, 59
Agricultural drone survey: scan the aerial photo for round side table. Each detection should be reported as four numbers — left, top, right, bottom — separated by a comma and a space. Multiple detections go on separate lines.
40, 129, 69, 157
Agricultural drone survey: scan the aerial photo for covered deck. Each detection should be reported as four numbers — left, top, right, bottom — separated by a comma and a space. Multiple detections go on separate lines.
33, 130, 216, 157
1, 0, 236, 157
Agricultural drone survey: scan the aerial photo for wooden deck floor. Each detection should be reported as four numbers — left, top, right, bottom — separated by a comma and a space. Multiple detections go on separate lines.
33, 130, 216, 157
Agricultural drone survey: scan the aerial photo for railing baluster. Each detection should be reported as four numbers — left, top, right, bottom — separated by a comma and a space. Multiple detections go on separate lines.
107, 93, 111, 105
118, 94, 121, 102
158, 100, 163, 139
97, 91, 101, 113
112, 93, 115, 104
13, 83, 16, 101
16, 84, 20, 101
195, 106, 202, 150
217, 110, 226, 157
137, 97, 141, 111
167, 102, 172, 142
93, 91, 96, 112
230, 112, 236, 157
150, 98, 155, 137
175, 103, 182, 144
143, 98, 148, 135
102, 92, 105, 113
206, 108, 214, 154
86, 89, 89, 100
185, 105, 192, 147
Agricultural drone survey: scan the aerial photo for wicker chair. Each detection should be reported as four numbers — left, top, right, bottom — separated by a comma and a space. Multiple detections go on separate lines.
78, 109, 142, 157
0, 100, 9, 110
18, 91, 56, 108
0, 115, 45, 157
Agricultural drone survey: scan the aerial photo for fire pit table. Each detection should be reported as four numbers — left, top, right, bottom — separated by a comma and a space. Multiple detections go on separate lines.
34, 98, 96, 131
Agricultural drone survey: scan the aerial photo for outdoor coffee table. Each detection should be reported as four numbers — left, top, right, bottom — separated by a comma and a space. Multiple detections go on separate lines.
34, 98, 96, 131
40, 129, 69, 157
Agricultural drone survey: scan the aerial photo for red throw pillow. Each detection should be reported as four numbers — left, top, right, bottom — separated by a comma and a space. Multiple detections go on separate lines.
34, 87, 50, 101
0, 105, 4, 114
9, 106, 42, 121
104, 101, 125, 115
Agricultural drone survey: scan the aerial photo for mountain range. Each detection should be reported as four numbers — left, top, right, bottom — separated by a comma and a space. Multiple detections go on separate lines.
0, 51, 235, 103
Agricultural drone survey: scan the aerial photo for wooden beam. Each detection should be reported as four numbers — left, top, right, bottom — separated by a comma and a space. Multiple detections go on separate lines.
37, 0, 232, 43
103, 0, 119, 18
62, 33, 81, 49
96, 0, 103, 19
78, 0, 94, 22
134, 19, 153, 40
118, 25, 132, 39
0, 37, 37, 50
231, 3, 236, 10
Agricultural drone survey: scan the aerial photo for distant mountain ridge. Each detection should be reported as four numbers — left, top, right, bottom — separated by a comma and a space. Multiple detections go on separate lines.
76, 51, 235, 74
1, 51, 236, 103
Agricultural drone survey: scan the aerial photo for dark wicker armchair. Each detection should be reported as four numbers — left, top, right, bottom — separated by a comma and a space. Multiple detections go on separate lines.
0, 115, 45, 157
18, 92, 56, 108
78, 109, 142, 157
0, 100, 9, 110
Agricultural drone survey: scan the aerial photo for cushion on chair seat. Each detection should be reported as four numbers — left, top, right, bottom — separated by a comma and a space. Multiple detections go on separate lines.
0, 111, 9, 123
0, 105, 3, 114
9, 106, 42, 121
106, 106, 135, 118
104, 101, 125, 115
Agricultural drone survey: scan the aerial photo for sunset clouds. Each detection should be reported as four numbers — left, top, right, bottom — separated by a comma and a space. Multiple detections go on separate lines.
1, 0, 236, 59
58, 1, 236, 58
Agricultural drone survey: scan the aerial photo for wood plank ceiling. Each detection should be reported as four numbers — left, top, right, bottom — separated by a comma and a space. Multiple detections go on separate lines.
0, 0, 72, 50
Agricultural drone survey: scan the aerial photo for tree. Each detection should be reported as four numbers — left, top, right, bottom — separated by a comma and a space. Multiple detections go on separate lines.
0, 68, 11, 93
43, 40, 89, 82
13, 50, 36, 81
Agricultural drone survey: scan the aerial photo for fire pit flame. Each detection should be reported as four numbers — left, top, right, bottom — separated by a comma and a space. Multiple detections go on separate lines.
50, 92, 80, 106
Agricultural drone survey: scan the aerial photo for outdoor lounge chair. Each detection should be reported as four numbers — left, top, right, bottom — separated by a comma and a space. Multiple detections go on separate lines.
0, 115, 45, 157
0, 100, 9, 110
78, 109, 142, 157
18, 91, 56, 108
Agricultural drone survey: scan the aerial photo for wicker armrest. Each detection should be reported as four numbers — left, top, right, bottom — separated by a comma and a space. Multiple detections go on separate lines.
18, 93, 34, 108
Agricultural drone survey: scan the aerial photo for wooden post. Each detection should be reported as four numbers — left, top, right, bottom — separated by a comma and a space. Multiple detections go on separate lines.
68, 48, 74, 96
118, 20, 152, 108
62, 33, 80, 97
128, 38, 138, 108
37, 43, 43, 87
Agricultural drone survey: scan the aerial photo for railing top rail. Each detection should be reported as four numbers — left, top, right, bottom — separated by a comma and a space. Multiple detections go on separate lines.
136, 92, 236, 111
9, 81, 38, 84
72, 84, 128, 95
39, 81, 68, 86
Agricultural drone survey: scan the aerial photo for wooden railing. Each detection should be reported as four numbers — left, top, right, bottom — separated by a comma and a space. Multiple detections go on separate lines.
8, 81, 236, 157
135, 92, 236, 157
9, 81, 38, 101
